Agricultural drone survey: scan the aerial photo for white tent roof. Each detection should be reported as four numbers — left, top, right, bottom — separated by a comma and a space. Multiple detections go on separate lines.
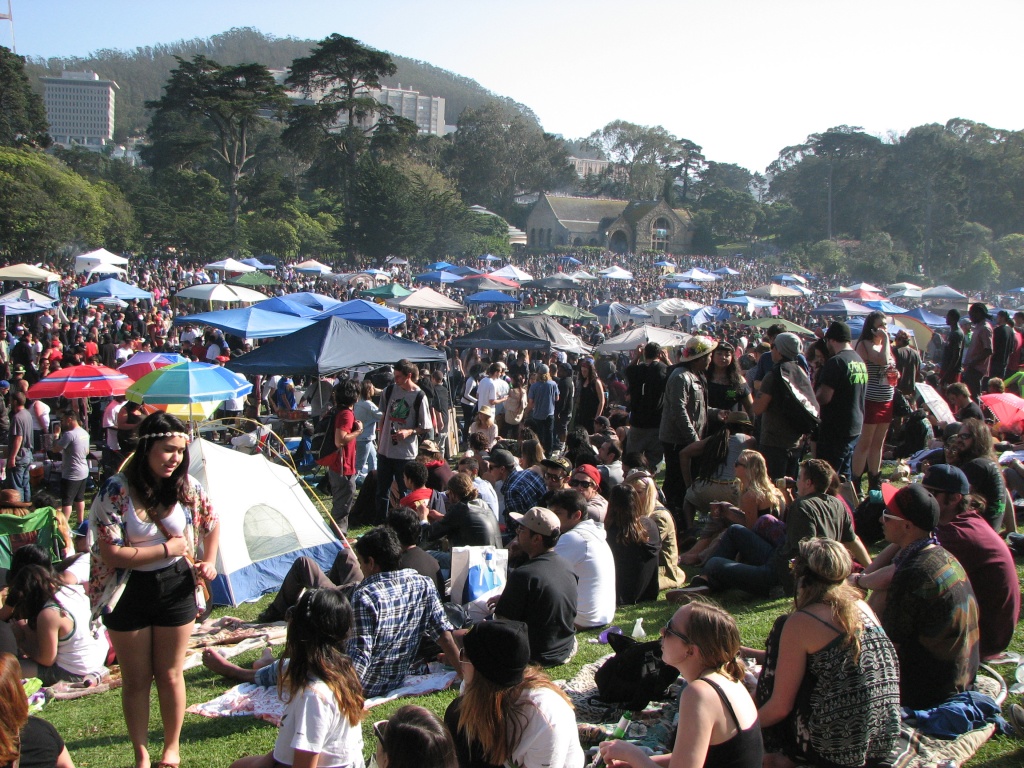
206, 258, 256, 273
175, 283, 267, 303
568, 270, 598, 281
602, 266, 633, 280
85, 264, 128, 277
387, 286, 466, 311
188, 439, 344, 606
489, 264, 533, 281
595, 325, 691, 353
643, 298, 704, 314
293, 259, 333, 274
0, 264, 61, 282
74, 248, 129, 274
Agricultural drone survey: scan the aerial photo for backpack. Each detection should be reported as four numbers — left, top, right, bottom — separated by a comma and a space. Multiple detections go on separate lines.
312, 407, 338, 461
771, 360, 820, 435
594, 632, 678, 710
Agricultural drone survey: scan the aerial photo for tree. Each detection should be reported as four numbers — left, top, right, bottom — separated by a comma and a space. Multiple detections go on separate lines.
992, 234, 1024, 287
697, 188, 762, 242
585, 121, 676, 199
144, 55, 288, 235
0, 47, 50, 149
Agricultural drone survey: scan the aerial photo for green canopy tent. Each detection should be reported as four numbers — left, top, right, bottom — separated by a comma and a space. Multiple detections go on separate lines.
360, 283, 412, 300
743, 317, 815, 335
517, 300, 597, 321
229, 271, 281, 287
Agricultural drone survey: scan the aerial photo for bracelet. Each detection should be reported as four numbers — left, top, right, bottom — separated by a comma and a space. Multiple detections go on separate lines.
162, 542, 169, 558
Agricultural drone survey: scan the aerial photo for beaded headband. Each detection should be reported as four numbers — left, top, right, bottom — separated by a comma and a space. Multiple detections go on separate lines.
142, 431, 191, 442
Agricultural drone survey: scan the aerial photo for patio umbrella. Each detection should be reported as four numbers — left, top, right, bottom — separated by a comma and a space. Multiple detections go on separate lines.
127, 361, 252, 406
747, 283, 803, 298
118, 352, 189, 381
921, 285, 967, 300
744, 318, 815, 335
28, 365, 131, 399
71, 278, 152, 301
360, 283, 412, 300
206, 258, 255, 273
293, 259, 333, 275
980, 393, 1024, 430
174, 283, 266, 303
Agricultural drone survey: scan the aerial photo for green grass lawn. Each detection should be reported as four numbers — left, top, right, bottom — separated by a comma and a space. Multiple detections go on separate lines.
35, 569, 1024, 768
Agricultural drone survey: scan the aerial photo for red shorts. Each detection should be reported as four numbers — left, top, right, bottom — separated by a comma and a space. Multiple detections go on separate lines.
864, 399, 893, 425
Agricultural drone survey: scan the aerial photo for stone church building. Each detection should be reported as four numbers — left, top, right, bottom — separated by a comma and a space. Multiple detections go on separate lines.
525, 194, 694, 253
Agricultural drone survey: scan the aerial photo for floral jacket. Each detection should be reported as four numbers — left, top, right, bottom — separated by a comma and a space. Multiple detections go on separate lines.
86, 473, 217, 616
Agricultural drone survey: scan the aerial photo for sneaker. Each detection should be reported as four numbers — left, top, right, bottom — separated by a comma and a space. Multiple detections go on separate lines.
1010, 703, 1024, 737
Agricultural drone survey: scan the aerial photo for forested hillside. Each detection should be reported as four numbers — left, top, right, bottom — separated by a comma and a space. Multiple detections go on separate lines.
23, 27, 533, 140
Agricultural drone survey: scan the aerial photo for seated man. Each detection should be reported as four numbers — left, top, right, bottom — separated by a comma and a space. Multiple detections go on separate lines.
418, 473, 500, 550
548, 489, 616, 629
675, 458, 865, 599
570, 464, 608, 524
387, 506, 445, 597
879, 483, 980, 709
596, 439, 624, 497
486, 448, 546, 529
492, 507, 578, 666
396, 460, 446, 516
206, 526, 460, 698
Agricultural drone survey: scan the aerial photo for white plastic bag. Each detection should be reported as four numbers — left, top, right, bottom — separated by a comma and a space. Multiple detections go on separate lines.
450, 546, 508, 621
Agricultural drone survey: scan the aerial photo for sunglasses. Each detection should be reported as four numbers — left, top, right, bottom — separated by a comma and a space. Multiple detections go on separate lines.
569, 478, 595, 488
660, 621, 691, 644
734, 461, 748, 468
881, 512, 904, 523
373, 720, 388, 746
544, 472, 565, 483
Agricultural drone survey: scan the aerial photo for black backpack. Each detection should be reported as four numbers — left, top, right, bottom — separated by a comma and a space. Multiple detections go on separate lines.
594, 632, 678, 710
312, 407, 338, 460
771, 360, 820, 435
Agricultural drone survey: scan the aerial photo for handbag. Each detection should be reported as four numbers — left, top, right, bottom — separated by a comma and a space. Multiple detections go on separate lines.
151, 514, 211, 614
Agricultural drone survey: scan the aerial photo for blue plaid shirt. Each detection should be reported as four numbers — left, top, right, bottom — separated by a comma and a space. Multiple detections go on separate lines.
502, 467, 547, 517
346, 569, 452, 697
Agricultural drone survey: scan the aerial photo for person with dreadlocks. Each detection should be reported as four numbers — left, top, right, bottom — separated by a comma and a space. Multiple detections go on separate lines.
679, 411, 757, 541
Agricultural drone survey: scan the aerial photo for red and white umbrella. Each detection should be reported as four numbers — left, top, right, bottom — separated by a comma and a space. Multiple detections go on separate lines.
27, 365, 131, 399
117, 352, 188, 381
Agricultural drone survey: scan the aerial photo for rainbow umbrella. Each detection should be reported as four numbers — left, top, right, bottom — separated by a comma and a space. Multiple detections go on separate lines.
117, 352, 188, 381
28, 365, 131, 399
127, 362, 251, 406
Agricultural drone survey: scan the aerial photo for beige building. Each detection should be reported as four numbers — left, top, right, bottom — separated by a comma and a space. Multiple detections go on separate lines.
40, 71, 119, 149
373, 85, 445, 136
526, 194, 693, 253
570, 156, 611, 178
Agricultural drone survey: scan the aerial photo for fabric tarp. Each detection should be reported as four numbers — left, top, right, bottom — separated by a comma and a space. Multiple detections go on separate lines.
595, 326, 691, 353
315, 299, 407, 329
517, 301, 596, 320
173, 307, 315, 339
451, 316, 590, 354
227, 317, 444, 375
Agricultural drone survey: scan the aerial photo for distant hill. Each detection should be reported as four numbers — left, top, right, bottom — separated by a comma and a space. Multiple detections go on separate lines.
23, 26, 536, 141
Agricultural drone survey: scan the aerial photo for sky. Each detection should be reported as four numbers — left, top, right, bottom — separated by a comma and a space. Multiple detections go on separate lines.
8, 0, 1024, 173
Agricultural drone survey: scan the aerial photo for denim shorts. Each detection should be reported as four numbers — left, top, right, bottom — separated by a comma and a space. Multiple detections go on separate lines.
102, 558, 197, 632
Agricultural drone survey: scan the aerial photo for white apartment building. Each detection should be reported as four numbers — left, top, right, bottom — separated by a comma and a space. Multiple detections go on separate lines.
40, 70, 119, 149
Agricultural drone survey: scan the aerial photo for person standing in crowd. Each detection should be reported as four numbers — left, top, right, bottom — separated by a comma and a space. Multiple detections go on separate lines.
5, 393, 34, 503
323, 380, 362, 533
851, 312, 894, 492
575, 357, 605, 433
660, 336, 717, 526
353, 381, 382, 483
554, 362, 576, 451
49, 410, 91, 544
938, 309, 965, 389
375, 360, 433, 520
962, 302, 993, 398
524, 363, 559, 454
991, 310, 1017, 381
624, 342, 669, 471
754, 332, 813, 481
814, 321, 867, 481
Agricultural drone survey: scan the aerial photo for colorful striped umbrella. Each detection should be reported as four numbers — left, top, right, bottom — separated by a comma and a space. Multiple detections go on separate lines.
117, 352, 189, 381
27, 365, 131, 399
126, 362, 252, 406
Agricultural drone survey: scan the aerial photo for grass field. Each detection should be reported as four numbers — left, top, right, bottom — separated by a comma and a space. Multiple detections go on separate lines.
34, 563, 1024, 768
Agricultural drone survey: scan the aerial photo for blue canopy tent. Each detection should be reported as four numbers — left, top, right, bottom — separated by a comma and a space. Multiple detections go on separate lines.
174, 306, 315, 339
558, 256, 583, 265
713, 266, 741, 276
717, 296, 776, 312
282, 292, 342, 313
315, 299, 407, 329
227, 317, 445, 376
415, 271, 460, 284
425, 261, 456, 271
653, 260, 677, 267
772, 273, 808, 284
591, 302, 652, 327
863, 300, 908, 314
666, 281, 702, 290
69, 278, 153, 301
690, 306, 731, 327
465, 290, 521, 305
254, 296, 321, 318
904, 307, 948, 326
240, 257, 276, 270
809, 299, 872, 316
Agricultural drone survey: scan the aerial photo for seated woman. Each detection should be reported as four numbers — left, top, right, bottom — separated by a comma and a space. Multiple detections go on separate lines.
750, 538, 901, 768
945, 418, 1010, 531
681, 448, 783, 565
0, 652, 75, 768
6, 564, 109, 684
600, 601, 762, 768
370, 705, 457, 768
469, 406, 498, 451
519, 438, 546, 476
229, 589, 364, 768
604, 484, 661, 605
445, 620, 583, 768
625, 469, 685, 590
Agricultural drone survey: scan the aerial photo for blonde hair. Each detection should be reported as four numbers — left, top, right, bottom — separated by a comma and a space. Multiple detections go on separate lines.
793, 538, 864, 661
737, 449, 784, 513
628, 474, 659, 517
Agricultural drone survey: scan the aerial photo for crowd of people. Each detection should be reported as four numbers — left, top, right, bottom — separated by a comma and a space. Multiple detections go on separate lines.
1, 247, 1023, 768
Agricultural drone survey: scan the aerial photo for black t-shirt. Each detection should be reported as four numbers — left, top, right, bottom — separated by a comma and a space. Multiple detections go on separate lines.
494, 550, 578, 666
956, 401, 984, 422
4, 717, 64, 768
959, 457, 1007, 529
818, 349, 867, 439
399, 546, 446, 598
892, 345, 921, 394
624, 360, 668, 428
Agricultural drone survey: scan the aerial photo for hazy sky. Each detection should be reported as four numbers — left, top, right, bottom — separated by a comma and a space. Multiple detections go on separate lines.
9, 0, 1023, 172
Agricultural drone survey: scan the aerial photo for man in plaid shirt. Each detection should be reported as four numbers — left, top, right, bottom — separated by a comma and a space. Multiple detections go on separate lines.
349, 526, 462, 696
486, 448, 546, 532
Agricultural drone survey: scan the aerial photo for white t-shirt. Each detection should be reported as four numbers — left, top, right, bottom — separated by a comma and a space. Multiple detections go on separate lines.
103, 400, 125, 450
508, 686, 585, 768
273, 677, 364, 768
476, 376, 497, 411
554, 519, 617, 627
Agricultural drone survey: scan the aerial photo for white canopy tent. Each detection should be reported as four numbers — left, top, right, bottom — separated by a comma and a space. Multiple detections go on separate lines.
175, 283, 267, 303
386, 286, 466, 312
595, 325, 691, 353
642, 298, 703, 325
74, 248, 129, 275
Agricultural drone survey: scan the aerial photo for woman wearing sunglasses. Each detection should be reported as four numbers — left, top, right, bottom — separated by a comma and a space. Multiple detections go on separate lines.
600, 601, 761, 768
229, 589, 364, 768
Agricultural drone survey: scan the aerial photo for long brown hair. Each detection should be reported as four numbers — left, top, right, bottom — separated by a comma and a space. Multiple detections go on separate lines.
683, 600, 746, 681
7, 564, 64, 630
0, 653, 29, 764
458, 666, 571, 765
279, 589, 363, 725
606, 484, 647, 545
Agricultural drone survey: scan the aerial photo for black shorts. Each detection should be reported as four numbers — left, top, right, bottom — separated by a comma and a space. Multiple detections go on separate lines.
60, 477, 88, 506
102, 559, 197, 632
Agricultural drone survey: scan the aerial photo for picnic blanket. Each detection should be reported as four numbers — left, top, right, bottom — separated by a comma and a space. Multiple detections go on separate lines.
187, 666, 458, 724
183, 616, 288, 671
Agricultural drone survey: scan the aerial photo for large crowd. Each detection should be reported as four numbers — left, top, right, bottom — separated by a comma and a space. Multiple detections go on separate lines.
1, 248, 1022, 768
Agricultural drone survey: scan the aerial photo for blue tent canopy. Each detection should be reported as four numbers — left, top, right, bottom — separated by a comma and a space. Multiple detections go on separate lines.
282, 292, 342, 312
666, 281, 702, 290
904, 307, 948, 327
240, 257, 276, 270
479, 254, 502, 262
425, 261, 456, 271
227, 317, 445, 375
315, 299, 407, 329
653, 260, 677, 267
466, 290, 521, 305
558, 256, 583, 265
254, 296, 321, 318
717, 297, 775, 310
415, 271, 460, 284
173, 306, 315, 339
591, 302, 652, 327
690, 306, 731, 326
863, 300, 908, 314
809, 299, 872, 316
69, 278, 152, 301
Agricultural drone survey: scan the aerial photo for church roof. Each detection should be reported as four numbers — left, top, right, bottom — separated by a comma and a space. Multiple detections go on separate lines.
620, 201, 661, 225
545, 196, 630, 225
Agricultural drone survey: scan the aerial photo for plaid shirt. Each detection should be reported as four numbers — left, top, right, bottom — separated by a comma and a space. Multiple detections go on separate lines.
346, 569, 452, 697
502, 467, 547, 518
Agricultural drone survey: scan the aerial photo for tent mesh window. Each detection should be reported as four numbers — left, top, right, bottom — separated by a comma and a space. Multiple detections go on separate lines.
243, 504, 301, 562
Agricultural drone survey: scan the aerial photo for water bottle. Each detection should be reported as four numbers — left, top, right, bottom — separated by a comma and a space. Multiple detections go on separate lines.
591, 711, 632, 768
